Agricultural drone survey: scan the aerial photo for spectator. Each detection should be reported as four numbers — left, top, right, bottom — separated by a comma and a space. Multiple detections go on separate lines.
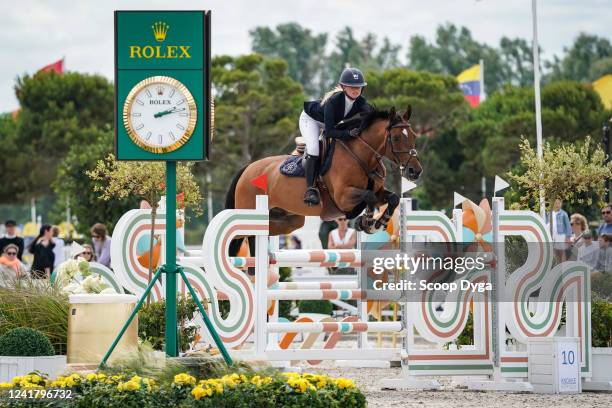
328, 216, 356, 249
598, 204, 612, 236
595, 234, 612, 274
91, 223, 111, 268
51, 226, 65, 268
75, 244, 96, 262
548, 199, 571, 264
0, 243, 27, 281
568, 213, 588, 259
28, 224, 55, 279
0, 220, 25, 261
577, 231, 598, 269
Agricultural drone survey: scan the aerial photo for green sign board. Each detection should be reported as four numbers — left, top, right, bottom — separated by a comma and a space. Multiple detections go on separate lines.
114, 10, 211, 161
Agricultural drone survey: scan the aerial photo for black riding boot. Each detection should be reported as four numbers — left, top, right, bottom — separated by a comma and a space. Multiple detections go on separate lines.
303, 155, 321, 205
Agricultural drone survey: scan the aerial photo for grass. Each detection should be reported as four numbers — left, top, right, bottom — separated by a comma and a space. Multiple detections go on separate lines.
0, 278, 69, 354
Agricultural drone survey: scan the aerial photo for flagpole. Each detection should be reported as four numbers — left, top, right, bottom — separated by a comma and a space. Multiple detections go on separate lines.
479, 59, 486, 102
532, 0, 545, 218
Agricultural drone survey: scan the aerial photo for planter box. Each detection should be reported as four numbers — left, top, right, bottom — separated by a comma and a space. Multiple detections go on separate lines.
583, 347, 612, 391
0, 355, 67, 382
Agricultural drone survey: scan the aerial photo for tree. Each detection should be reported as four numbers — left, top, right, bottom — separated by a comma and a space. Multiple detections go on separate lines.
508, 136, 612, 212
87, 155, 202, 300
52, 128, 138, 236
458, 81, 606, 184
202, 54, 303, 207
546, 33, 612, 82
7, 72, 113, 201
250, 23, 328, 97
407, 23, 533, 93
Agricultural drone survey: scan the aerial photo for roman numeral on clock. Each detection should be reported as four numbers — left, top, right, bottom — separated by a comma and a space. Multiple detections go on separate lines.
135, 124, 144, 130
169, 131, 175, 141
135, 99, 144, 106
176, 123, 185, 130
145, 131, 152, 140
158, 135, 163, 144
145, 89, 152, 98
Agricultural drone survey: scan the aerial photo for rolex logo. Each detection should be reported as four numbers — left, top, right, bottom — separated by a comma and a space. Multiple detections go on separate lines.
152, 21, 169, 42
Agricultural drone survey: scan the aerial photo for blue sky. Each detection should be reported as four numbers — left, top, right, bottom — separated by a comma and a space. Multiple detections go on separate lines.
2, 0, 611, 112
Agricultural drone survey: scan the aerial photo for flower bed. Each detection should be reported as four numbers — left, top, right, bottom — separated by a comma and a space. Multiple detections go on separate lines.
0, 371, 366, 407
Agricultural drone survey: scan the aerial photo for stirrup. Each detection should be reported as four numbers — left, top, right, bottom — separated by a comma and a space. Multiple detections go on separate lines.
303, 187, 320, 205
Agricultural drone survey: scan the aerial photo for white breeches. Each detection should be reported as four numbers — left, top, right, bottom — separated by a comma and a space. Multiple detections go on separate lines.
299, 111, 324, 156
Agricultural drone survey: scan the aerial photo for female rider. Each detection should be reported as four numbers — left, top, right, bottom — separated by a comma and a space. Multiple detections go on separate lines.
300, 67, 371, 205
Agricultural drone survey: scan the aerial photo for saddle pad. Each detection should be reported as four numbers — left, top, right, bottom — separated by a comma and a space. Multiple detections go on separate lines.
279, 141, 336, 177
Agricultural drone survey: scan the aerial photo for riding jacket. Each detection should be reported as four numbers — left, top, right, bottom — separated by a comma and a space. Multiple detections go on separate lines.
303, 91, 371, 140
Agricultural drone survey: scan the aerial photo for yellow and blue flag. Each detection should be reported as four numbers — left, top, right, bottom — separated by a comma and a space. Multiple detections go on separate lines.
457, 64, 482, 107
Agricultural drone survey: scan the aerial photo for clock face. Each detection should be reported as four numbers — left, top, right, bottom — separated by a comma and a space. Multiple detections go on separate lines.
123, 76, 197, 153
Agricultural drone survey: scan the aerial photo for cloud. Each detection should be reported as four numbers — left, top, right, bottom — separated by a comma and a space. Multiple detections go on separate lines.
1, 0, 610, 112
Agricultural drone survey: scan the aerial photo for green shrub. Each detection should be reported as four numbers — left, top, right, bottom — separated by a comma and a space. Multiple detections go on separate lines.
0, 327, 55, 356
278, 267, 293, 321
298, 300, 333, 315
591, 298, 612, 347
138, 296, 198, 352
592, 273, 612, 301
0, 279, 68, 354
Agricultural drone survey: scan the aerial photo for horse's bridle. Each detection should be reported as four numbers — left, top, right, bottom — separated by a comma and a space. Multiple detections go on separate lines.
386, 121, 419, 170
338, 119, 419, 181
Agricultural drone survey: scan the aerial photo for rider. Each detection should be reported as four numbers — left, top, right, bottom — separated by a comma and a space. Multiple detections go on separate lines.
300, 67, 371, 205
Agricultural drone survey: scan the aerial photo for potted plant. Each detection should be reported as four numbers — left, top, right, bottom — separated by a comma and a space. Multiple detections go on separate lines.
0, 327, 67, 382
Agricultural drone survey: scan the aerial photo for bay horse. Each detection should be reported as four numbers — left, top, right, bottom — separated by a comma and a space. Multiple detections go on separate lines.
225, 106, 422, 254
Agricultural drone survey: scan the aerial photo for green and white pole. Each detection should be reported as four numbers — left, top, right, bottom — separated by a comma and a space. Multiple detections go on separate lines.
165, 161, 178, 356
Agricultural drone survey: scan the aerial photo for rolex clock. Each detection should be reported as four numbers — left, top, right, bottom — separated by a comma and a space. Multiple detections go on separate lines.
123, 76, 197, 154
115, 10, 210, 160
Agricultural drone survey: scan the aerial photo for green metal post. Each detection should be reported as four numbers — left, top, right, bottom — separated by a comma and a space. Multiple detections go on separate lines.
178, 268, 233, 365
99, 267, 164, 369
165, 161, 178, 357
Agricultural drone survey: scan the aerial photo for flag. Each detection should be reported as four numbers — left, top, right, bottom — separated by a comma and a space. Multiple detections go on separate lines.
493, 175, 510, 195
593, 74, 612, 109
38, 58, 64, 74
457, 64, 482, 107
250, 174, 268, 193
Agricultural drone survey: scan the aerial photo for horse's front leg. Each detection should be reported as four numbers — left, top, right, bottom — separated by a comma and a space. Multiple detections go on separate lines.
374, 189, 400, 230
342, 187, 378, 234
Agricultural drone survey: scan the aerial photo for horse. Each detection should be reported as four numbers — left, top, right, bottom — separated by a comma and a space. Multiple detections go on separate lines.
225, 106, 422, 255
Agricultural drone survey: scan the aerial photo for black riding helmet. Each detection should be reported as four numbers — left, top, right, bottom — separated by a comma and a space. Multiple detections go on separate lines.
338, 67, 367, 87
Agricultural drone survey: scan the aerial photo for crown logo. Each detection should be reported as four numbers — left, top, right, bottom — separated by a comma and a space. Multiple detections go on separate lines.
151, 21, 169, 42
156, 85, 164, 96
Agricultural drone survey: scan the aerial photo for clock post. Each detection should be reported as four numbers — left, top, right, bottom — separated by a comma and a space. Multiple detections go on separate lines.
101, 10, 232, 367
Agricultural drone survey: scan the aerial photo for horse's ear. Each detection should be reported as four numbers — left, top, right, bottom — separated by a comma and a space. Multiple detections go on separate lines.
403, 105, 412, 121
389, 106, 396, 119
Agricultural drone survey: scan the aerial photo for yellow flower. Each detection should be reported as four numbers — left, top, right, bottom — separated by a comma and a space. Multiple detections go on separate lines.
125, 380, 140, 391
173, 373, 196, 387
333, 378, 356, 389
11, 376, 22, 386
86, 373, 97, 382
191, 385, 213, 400
287, 378, 315, 393
0, 382, 13, 388
30, 374, 42, 384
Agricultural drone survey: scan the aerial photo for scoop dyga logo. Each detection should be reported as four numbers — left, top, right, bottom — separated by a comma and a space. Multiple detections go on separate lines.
128, 20, 191, 59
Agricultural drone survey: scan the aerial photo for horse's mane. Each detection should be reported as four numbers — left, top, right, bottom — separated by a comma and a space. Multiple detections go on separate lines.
358, 107, 402, 133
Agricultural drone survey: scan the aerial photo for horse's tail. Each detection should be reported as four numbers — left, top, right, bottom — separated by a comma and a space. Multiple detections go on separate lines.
224, 164, 249, 210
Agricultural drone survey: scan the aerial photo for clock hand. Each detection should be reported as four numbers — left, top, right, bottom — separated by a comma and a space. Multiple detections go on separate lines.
153, 107, 186, 118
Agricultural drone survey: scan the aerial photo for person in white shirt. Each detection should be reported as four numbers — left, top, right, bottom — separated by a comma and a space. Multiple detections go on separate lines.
51, 226, 65, 268
328, 216, 356, 249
